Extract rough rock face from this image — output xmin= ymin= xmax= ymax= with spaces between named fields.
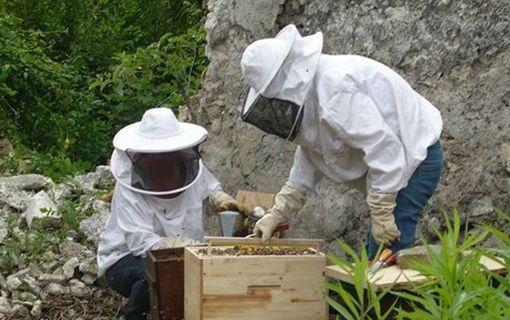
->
xmin=191 ymin=0 xmax=510 ymax=252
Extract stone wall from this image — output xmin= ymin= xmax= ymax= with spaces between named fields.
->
xmin=191 ymin=0 xmax=510 ymax=252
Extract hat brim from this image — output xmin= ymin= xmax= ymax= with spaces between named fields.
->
xmin=113 ymin=121 xmax=207 ymax=152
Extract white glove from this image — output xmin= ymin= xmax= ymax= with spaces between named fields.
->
xmin=367 ymin=190 xmax=401 ymax=245
xmin=253 ymin=213 xmax=286 ymax=241
xmin=253 ymin=183 xmax=305 ymax=241
xmin=209 ymin=190 xmax=251 ymax=216
xmin=159 ymin=236 xmax=203 ymax=249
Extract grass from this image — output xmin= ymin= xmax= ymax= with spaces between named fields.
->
xmin=326 ymin=209 xmax=510 ymax=320
xmin=325 ymin=240 xmax=397 ymax=320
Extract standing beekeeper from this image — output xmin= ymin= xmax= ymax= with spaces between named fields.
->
xmin=97 ymin=107 xmax=248 ymax=320
xmin=240 ymin=24 xmax=443 ymax=259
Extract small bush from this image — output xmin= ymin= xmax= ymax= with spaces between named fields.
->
xmin=0 ymin=2 xmax=207 ymax=181
xmin=90 ymin=25 xmax=208 ymax=132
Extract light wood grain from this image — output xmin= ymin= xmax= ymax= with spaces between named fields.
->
xmin=184 ymin=248 xmax=203 ymax=320
xmin=204 ymin=236 xmax=323 ymax=249
xmin=235 ymin=190 xmax=274 ymax=209
xmin=324 ymin=255 xmax=506 ymax=291
xmin=184 ymin=246 xmax=327 ymax=320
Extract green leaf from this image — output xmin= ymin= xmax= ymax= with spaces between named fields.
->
xmin=325 ymin=295 xmax=357 ymax=320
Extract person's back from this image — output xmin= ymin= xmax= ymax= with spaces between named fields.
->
xmin=316 ymin=54 xmax=441 ymax=164
xmin=295 ymin=54 xmax=442 ymax=190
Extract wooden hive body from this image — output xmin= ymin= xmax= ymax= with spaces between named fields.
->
xmin=147 ymin=248 xmax=185 ymax=320
xmin=184 ymin=246 xmax=327 ymax=320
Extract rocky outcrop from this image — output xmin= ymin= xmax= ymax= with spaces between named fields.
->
xmin=190 ymin=0 xmax=510 ymax=252
xmin=0 ymin=168 xmax=119 ymax=319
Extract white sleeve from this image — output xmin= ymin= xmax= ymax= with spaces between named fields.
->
xmin=323 ymin=90 xmax=407 ymax=193
xmin=113 ymin=188 xmax=160 ymax=257
xmin=288 ymin=146 xmax=324 ymax=195
xmin=199 ymin=163 xmax=221 ymax=199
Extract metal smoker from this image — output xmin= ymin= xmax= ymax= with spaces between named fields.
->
xmin=217 ymin=210 xmax=244 ymax=237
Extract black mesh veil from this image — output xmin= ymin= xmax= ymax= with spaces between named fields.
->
xmin=241 ymin=91 xmax=303 ymax=140
xmin=126 ymin=146 xmax=200 ymax=193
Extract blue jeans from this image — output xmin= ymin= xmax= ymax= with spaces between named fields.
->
xmin=105 ymin=254 xmax=149 ymax=320
xmin=365 ymin=141 xmax=443 ymax=259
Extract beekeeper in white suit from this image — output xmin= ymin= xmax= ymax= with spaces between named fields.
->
xmin=97 ymin=107 xmax=248 ymax=320
xmin=241 ymin=24 xmax=443 ymax=259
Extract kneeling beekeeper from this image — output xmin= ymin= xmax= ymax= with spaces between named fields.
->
xmin=97 ymin=107 xmax=248 ymax=320
xmin=240 ymin=24 xmax=444 ymax=259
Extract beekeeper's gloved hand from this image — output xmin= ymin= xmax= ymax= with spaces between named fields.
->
xmin=254 ymin=183 xmax=305 ymax=241
xmin=367 ymin=190 xmax=401 ymax=245
xmin=209 ymin=190 xmax=251 ymax=216
xmin=159 ymin=236 xmax=203 ymax=249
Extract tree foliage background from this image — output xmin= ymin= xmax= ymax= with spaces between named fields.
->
xmin=0 ymin=0 xmax=207 ymax=180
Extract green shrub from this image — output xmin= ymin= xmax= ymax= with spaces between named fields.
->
xmin=1 ymin=0 xmax=205 ymax=71
xmin=0 ymin=12 xmax=110 ymax=169
xmin=90 ymin=26 xmax=208 ymax=132
xmin=0 ymin=154 xmax=19 ymax=175
xmin=70 ymin=0 xmax=205 ymax=71
xmin=0 ymin=2 xmax=208 ymax=181
xmin=0 ymin=214 xmax=61 ymax=274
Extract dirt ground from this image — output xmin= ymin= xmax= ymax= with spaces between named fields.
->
xmin=38 ymin=288 xmax=123 ymax=320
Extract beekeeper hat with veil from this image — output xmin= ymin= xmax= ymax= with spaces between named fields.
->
xmin=240 ymin=24 xmax=323 ymax=141
xmin=110 ymin=107 xmax=207 ymax=197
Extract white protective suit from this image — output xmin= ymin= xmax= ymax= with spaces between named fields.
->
xmin=289 ymin=54 xmax=442 ymax=195
xmin=243 ymin=25 xmax=442 ymax=242
xmin=97 ymin=162 xmax=219 ymax=276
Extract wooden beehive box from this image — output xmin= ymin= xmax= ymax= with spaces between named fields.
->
xmin=184 ymin=238 xmax=328 ymax=320
xmin=147 ymin=248 xmax=185 ymax=320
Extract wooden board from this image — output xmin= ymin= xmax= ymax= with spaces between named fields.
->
xmin=204 ymin=236 xmax=324 ymax=249
xmin=185 ymin=248 xmax=203 ymax=320
xmin=184 ymin=246 xmax=327 ymax=320
xmin=235 ymin=190 xmax=274 ymax=209
xmin=324 ymin=255 xmax=506 ymax=291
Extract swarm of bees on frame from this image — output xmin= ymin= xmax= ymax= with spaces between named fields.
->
xmin=197 ymin=245 xmax=316 ymax=256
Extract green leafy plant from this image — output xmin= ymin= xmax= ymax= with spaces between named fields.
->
xmin=0 ymin=214 xmax=61 ymax=273
xmin=90 ymin=25 xmax=208 ymax=131
xmin=393 ymin=209 xmax=509 ymax=319
xmin=0 ymin=1 xmax=207 ymax=182
xmin=1 ymin=0 xmax=205 ymax=70
xmin=481 ymin=209 xmax=510 ymax=263
xmin=0 ymin=12 xmax=109 ymax=171
xmin=4 ymin=144 xmax=93 ymax=182
xmin=0 ymin=154 xmax=19 ymax=174
xmin=58 ymin=199 xmax=94 ymax=245
xmin=479 ymin=208 xmax=510 ymax=316
xmin=326 ymin=209 xmax=510 ymax=320
xmin=325 ymin=241 xmax=397 ymax=320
